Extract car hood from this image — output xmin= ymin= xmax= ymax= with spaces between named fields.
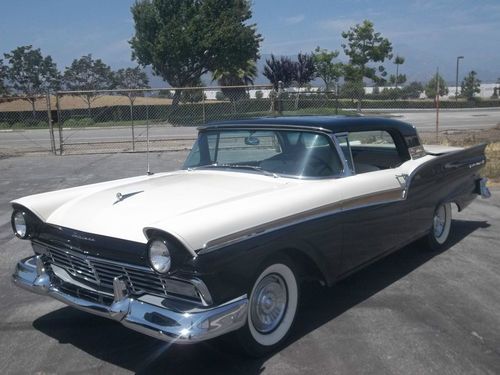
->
xmin=13 ymin=170 xmax=315 ymax=252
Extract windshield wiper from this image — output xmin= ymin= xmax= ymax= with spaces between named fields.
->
xmin=188 ymin=163 xmax=279 ymax=178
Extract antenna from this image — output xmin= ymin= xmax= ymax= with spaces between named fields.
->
xmin=435 ymin=67 xmax=440 ymax=143
xmin=146 ymin=103 xmax=153 ymax=175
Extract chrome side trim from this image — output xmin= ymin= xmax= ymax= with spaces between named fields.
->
xmin=12 ymin=256 xmax=247 ymax=344
xmin=329 ymin=132 xmax=352 ymax=177
xmin=201 ymin=187 xmax=404 ymax=253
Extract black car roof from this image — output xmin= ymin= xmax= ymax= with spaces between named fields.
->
xmin=200 ymin=116 xmax=418 ymax=137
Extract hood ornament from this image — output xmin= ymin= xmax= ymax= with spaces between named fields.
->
xmin=114 ymin=190 xmax=144 ymax=205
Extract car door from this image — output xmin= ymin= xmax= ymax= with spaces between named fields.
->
xmin=335 ymin=131 xmax=412 ymax=274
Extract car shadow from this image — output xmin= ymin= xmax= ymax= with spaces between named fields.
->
xmin=33 ymin=219 xmax=489 ymax=374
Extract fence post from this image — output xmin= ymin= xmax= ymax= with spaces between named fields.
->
xmin=277 ymin=81 xmax=284 ymax=115
xmin=56 ymin=93 xmax=63 ymax=155
xmin=46 ymin=90 xmax=56 ymax=154
xmin=130 ymin=94 xmax=135 ymax=152
xmin=202 ymin=89 xmax=206 ymax=124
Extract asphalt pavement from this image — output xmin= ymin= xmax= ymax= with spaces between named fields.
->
xmin=1 ymin=108 xmax=499 ymax=154
xmin=0 ymin=151 xmax=499 ymax=374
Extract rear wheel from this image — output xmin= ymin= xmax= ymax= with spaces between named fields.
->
xmin=426 ymin=202 xmax=452 ymax=250
xmin=236 ymin=257 xmax=299 ymax=357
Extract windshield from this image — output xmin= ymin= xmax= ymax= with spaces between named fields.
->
xmin=183 ymin=129 xmax=343 ymax=178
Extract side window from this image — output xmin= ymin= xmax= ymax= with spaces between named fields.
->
xmin=348 ymin=130 xmax=397 ymax=149
xmin=346 ymin=130 xmax=404 ymax=173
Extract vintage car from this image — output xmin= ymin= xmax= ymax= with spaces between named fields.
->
xmin=11 ymin=116 xmax=490 ymax=356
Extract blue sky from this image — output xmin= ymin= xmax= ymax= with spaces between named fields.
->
xmin=1 ymin=0 xmax=499 ymax=83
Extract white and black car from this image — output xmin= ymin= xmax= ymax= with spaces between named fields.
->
xmin=10 ymin=116 xmax=490 ymax=356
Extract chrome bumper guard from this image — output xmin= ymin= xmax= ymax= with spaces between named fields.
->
xmin=12 ymin=256 xmax=248 ymax=344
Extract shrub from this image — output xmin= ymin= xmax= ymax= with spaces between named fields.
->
xmin=63 ymin=117 xmax=95 ymax=127
xmin=9 ymin=120 xmax=48 ymax=128
xmin=215 ymin=91 xmax=226 ymax=101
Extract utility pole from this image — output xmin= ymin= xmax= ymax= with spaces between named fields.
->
xmin=455 ymin=56 xmax=464 ymax=101
xmin=436 ymin=67 xmax=440 ymax=143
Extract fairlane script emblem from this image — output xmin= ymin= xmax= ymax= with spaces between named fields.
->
xmin=71 ymin=233 xmax=96 ymax=242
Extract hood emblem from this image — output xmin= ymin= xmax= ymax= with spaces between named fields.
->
xmin=114 ymin=190 xmax=144 ymax=205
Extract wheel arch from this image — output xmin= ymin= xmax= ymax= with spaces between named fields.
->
xmin=269 ymin=247 xmax=330 ymax=286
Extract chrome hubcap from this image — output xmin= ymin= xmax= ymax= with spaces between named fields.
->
xmin=433 ymin=205 xmax=446 ymax=238
xmin=250 ymin=274 xmax=287 ymax=334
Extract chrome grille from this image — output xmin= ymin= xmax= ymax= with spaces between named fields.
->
xmin=34 ymin=240 xmax=200 ymax=302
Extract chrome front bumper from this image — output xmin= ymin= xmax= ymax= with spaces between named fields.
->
xmin=12 ymin=256 xmax=248 ymax=344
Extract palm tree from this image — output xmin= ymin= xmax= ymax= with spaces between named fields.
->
xmin=394 ymin=55 xmax=405 ymax=88
xmin=293 ymin=53 xmax=315 ymax=109
xmin=263 ymin=55 xmax=295 ymax=89
xmin=212 ymin=59 xmax=257 ymax=102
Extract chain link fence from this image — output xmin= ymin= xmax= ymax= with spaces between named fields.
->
xmin=0 ymin=93 xmax=57 ymax=155
xmin=1 ymin=85 xmax=500 ymax=156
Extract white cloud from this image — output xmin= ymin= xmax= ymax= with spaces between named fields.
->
xmin=318 ymin=18 xmax=359 ymax=32
xmin=283 ymin=14 xmax=305 ymax=25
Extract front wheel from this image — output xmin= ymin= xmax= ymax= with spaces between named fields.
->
xmin=426 ymin=202 xmax=452 ymax=250
xmin=236 ymin=257 xmax=299 ymax=357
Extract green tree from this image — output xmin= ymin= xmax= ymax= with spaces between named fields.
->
xmin=340 ymin=80 xmax=365 ymax=102
xmin=393 ymin=55 xmax=405 ymax=88
xmin=389 ymin=73 xmax=407 ymax=87
xmin=4 ymin=45 xmax=61 ymax=117
xmin=425 ymin=73 xmax=448 ymax=99
xmin=402 ymin=81 xmax=424 ymax=99
xmin=63 ymin=54 xmax=115 ymax=115
xmin=312 ymin=46 xmax=343 ymax=93
xmin=460 ymin=70 xmax=481 ymax=100
xmin=263 ymin=55 xmax=295 ymax=89
xmin=114 ymin=66 xmax=150 ymax=126
xmin=0 ymin=59 xmax=9 ymax=95
xmin=114 ymin=66 xmax=150 ymax=103
xmin=341 ymin=20 xmax=393 ymax=84
xmin=130 ymin=0 xmax=261 ymax=106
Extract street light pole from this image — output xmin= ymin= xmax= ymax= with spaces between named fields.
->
xmin=455 ymin=56 xmax=464 ymax=101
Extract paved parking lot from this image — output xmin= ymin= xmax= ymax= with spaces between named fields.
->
xmin=0 ymin=151 xmax=499 ymax=374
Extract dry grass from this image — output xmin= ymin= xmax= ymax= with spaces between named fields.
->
xmin=0 ymin=95 xmax=173 ymax=112
xmin=483 ymin=142 xmax=500 ymax=183
xmin=420 ymin=124 xmax=500 ymax=184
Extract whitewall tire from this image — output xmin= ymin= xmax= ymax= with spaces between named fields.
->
xmin=236 ymin=257 xmax=299 ymax=357
xmin=427 ymin=202 xmax=452 ymax=250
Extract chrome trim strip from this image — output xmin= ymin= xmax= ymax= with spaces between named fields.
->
xmin=197 ymin=124 xmax=334 ymax=133
xmin=329 ymin=132 xmax=352 ymax=177
xmin=12 ymin=256 xmax=247 ymax=344
xmin=201 ymin=187 xmax=404 ymax=253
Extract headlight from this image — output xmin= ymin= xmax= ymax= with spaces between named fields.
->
xmin=148 ymin=239 xmax=172 ymax=274
xmin=11 ymin=211 xmax=30 ymax=239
